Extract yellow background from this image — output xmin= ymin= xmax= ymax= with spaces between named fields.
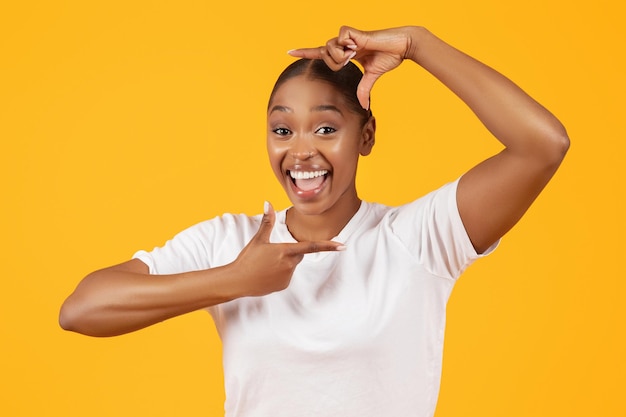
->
xmin=2 ymin=0 xmax=624 ymax=416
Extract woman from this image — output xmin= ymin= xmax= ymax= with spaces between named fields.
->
xmin=60 ymin=25 xmax=569 ymax=416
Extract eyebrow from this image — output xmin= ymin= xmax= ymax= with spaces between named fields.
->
xmin=269 ymin=105 xmax=291 ymax=114
xmin=269 ymin=104 xmax=343 ymax=116
xmin=312 ymin=105 xmax=343 ymax=115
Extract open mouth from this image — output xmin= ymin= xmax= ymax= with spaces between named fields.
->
xmin=287 ymin=169 xmax=329 ymax=193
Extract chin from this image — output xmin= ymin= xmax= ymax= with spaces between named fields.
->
xmin=287 ymin=198 xmax=329 ymax=216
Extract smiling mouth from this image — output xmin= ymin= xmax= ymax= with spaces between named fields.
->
xmin=288 ymin=169 xmax=329 ymax=192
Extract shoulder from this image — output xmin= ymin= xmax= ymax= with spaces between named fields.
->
xmin=381 ymin=179 xmax=460 ymax=223
xmin=166 ymin=212 xmax=262 ymax=259
xmin=355 ymin=180 xmax=458 ymax=234
xmin=142 ymin=210 xmax=264 ymax=256
xmin=133 ymin=211 xmax=263 ymax=274
xmin=178 ymin=211 xmax=262 ymax=240
xmin=205 ymin=212 xmax=262 ymax=236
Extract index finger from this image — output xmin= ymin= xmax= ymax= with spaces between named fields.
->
xmin=288 ymin=46 xmax=356 ymax=71
xmin=287 ymin=47 xmax=324 ymax=60
xmin=284 ymin=241 xmax=347 ymax=256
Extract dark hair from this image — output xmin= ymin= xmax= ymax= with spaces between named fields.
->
xmin=268 ymin=59 xmax=372 ymax=124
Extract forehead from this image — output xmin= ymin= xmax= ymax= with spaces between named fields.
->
xmin=268 ymin=76 xmax=348 ymax=110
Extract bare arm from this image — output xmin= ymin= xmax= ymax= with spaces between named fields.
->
xmin=408 ymin=27 xmax=569 ymax=253
xmin=289 ymin=26 xmax=569 ymax=253
xmin=59 ymin=258 xmax=238 ymax=337
xmin=59 ymin=203 xmax=345 ymax=337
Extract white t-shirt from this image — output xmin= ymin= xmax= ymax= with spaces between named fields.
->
xmin=133 ymin=179 xmax=496 ymax=417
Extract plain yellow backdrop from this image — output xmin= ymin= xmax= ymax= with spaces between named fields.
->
xmin=2 ymin=0 xmax=624 ymax=416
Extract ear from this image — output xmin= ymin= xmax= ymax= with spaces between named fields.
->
xmin=359 ymin=116 xmax=376 ymax=156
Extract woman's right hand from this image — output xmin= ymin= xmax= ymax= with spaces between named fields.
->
xmin=231 ymin=202 xmax=345 ymax=297
xmin=59 ymin=202 xmax=344 ymax=336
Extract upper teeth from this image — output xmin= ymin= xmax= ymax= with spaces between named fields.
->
xmin=289 ymin=170 xmax=328 ymax=180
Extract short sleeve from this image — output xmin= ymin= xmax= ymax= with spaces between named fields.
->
xmin=132 ymin=220 xmax=217 ymax=275
xmin=131 ymin=213 xmax=261 ymax=276
xmin=388 ymin=179 xmax=498 ymax=280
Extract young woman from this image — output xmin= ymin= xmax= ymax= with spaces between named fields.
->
xmin=60 ymin=25 xmax=569 ymax=416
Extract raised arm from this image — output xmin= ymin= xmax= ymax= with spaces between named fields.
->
xmin=289 ymin=26 xmax=569 ymax=253
xmin=59 ymin=203 xmax=345 ymax=337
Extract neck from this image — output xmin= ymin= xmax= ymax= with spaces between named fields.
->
xmin=285 ymin=192 xmax=361 ymax=242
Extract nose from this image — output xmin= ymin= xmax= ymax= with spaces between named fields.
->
xmin=292 ymin=150 xmax=315 ymax=160
xmin=290 ymin=136 xmax=316 ymax=160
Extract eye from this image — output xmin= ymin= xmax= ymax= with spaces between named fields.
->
xmin=272 ymin=127 xmax=292 ymax=136
xmin=315 ymin=126 xmax=337 ymax=135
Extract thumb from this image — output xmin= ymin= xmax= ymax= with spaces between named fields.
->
xmin=356 ymin=71 xmax=381 ymax=110
xmin=254 ymin=201 xmax=276 ymax=243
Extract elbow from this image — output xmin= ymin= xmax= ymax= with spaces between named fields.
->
xmin=59 ymin=271 xmax=115 ymax=336
xmin=551 ymin=114 xmax=570 ymax=151
xmin=540 ymin=121 xmax=570 ymax=168
xmin=552 ymin=128 xmax=570 ymax=160
xmin=59 ymin=294 xmax=105 ymax=337
xmin=58 ymin=296 xmax=83 ymax=333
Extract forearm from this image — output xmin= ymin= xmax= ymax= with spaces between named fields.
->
xmin=59 ymin=204 xmax=344 ymax=337
xmin=59 ymin=263 xmax=240 ymax=337
xmin=406 ymin=26 xmax=569 ymax=158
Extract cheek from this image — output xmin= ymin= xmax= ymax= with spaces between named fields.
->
xmin=325 ymin=139 xmax=360 ymax=164
xmin=266 ymin=143 xmax=285 ymax=174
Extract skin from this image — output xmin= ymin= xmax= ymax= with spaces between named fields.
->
xmin=289 ymin=26 xmax=569 ymax=252
xmin=59 ymin=25 xmax=569 ymax=337
xmin=267 ymin=75 xmax=375 ymax=242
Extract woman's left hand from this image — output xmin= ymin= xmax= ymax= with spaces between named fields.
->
xmin=291 ymin=25 xmax=570 ymax=254
xmin=288 ymin=26 xmax=417 ymax=110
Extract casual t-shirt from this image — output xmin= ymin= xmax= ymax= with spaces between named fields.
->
xmin=133 ymin=179 xmax=496 ymax=417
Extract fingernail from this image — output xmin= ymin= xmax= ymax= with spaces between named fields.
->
xmin=264 ymin=201 xmax=270 ymax=214
xmin=346 ymin=44 xmax=357 ymax=50
xmin=287 ymin=49 xmax=296 ymax=55
xmin=343 ymin=51 xmax=357 ymax=66
xmin=336 ymin=245 xmax=347 ymax=251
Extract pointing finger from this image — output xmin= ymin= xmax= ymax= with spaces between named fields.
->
xmin=288 ymin=46 xmax=355 ymax=71
xmin=287 ymin=47 xmax=324 ymax=60
xmin=284 ymin=240 xmax=347 ymax=256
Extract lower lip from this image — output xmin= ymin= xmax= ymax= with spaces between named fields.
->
xmin=288 ymin=174 xmax=329 ymax=200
